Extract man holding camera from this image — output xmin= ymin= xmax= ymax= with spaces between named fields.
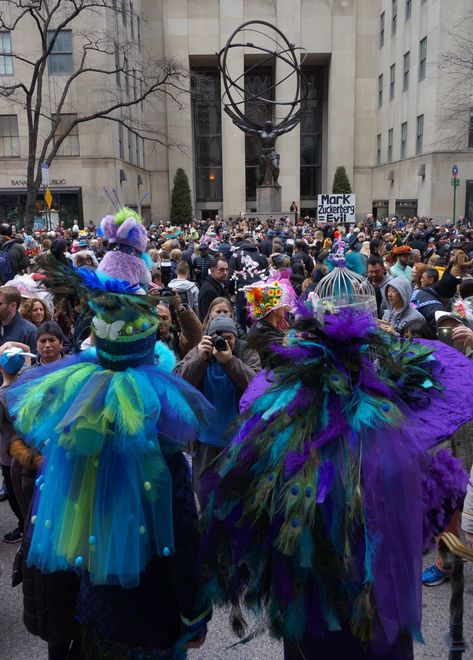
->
xmin=176 ymin=315 xmax=260 ymax=503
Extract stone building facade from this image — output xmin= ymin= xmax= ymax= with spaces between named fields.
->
xmin=0 ymin=0 xmax=472 ymax=226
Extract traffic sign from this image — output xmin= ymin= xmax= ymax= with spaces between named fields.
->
xmin=41 ymin=163 xmax=50 ymax=186
xmin=45 ymin=187 xmax=53 ymax=208
xmin=452 ymin=165 xmax=459 ymax=177
xmin=451 ymin=178 xmax=460 ymax=186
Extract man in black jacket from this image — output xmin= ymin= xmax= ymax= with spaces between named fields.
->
xmin=0 ymin=224 xmax=29 ymax=281
xmin=197 ymin=257 xmax=229 ymax=321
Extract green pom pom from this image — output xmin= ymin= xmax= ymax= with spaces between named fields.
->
xmin=114 ymin=207 xmax=142 ymax=226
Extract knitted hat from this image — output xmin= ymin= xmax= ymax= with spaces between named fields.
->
xmin=245 ymin=278 xmax=294 ymax=320
xmin=432 ymin=271 xmax=461 ymax=299
xmin=208 ymin=316 xmax=238 ymax=337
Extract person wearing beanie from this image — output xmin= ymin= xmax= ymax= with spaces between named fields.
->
xmin=177 ymin=314 xmax=261 ymax=504
xmin=411 ymin=269 xmax=461 ymax=336
xmin=0 ymin=344 xmax=34 ymax=544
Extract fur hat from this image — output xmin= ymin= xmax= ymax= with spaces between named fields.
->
xmin=392 ymin=245 xmax=412 ymax=256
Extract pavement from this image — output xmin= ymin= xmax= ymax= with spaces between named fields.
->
xmin=1 ymin=500 xmax=472 ymax=659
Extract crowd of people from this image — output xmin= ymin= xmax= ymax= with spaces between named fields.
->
xmin=0 ymin=208 xmax=473 ymax=660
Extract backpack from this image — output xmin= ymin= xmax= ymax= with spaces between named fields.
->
xmin=0 ymin=246 xmax=15 ymax=284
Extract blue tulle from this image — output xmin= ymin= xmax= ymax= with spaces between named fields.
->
xmin=7 ymin=351 xmax=215 ymax=587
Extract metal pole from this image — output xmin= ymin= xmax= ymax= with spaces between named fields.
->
xmin=447 ymin=557 xmax=467 ymax=659
xmin=453 ymin=182 xmax=457 ymax=225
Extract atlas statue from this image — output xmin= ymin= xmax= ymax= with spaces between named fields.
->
xmin=218 ymin=21 xmax=308 ymax=189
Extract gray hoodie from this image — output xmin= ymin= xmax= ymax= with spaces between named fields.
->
xmin=382 ymin=276 xmax=425 ymax=333
xmin=167 ymin=278 xmax=200 ymax=315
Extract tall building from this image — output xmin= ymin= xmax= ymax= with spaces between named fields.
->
xmin=0 ymin=0 xmax=471 ymax=226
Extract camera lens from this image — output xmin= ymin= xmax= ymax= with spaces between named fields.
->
xmin=213 ymin=334 xmax=228 ymax=351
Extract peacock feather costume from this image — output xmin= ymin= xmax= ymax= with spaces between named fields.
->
xmin=7 ymin=217 xmax=216 ymax=589
xmin=199 ymin=306 xmax=470 ymax=655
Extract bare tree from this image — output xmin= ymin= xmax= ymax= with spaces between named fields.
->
xmin=438 ymin=11 xmax=473 ymax=149
xmin=0 ymin=0 xmax=189 ymax=231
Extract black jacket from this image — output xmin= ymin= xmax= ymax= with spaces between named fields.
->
xmin=228 ymin=241 xmax=268 ymax=290
xmin=0 ymin=237 xmax=30 ymax=275
xmin=197 ymin=275 xmax=228 ymax=321
xmin=247 ymin=318 xmax=285 ymax=368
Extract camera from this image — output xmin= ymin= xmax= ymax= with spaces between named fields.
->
xmin=212 ymin=331 xmax=228 ymax=352
xmin=159 ymin=287 xmax=175 ymax=298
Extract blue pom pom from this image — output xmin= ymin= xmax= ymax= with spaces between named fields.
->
xmin=163 ymin=546 xmax=170 ymax=557
xmin=89 ymin=536 xmax=97 ymax=546
xmin=75 ymin=556 xmax=84 ymax=567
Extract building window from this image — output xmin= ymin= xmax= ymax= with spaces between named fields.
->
xmin=0 ymin=114 xmax=19 ymax=157
xmin=378 ymin=74 xmax=383 ymax=108
xmin=118 ymin=123 xmax=124 ymax=159
xmin=390 ymin=64 xmax=395 ymax=100
xmin=130 ymin=2 xmax=134 ymax=40
xmin=392 ymin=0 xmax=397 ymax=34
xmin=191 ymin=68 xmax=223 ymax=203
xmin=124 ymin=57 xmax=129 ymax=96
xmin=380 ymin=12 xmax=385 ymax=48
xmin=419 ymin=37 xmax=427 ymax=81
xmin=47 ymin=30 xmax=73 ymax=75
xmin=137 ymin=17 xmax=141 ymax=50
xmin=405 ymin=0 xmax=412 ymax=20
xmin=114 ymin=44 xmax=121 ymax=87
xmin=376 ymin=133 xmax=382 ymax=165
xmin=53 ymin=113 xmax=79 ymax=156
xmin=468 ymin=109 xmax=473 ymax=148
xmin=403 ymin=51 xmax=410 ymax=92
xmin=300 ymin=67 xmax=323 ymax=203
xmin=0 ymin=32 xmax=13 ymax=76
xmin=401 ymin=122 xmax=407 ymax=159
xmin=388 ymin=128 xmax=393 ymax=162
xmin=416 ymin=114 xmax=424 ymax=154
xmin=141 ymin=136 xmax=145 ymax=168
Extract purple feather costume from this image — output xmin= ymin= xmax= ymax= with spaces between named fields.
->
xmin=199 ymin=309 xmax=471 ymax=659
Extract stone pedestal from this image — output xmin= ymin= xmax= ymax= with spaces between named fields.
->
xmin=256 ymin=185 xmax=281 ymax=213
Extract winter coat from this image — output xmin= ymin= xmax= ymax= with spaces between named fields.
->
xmin=176 ymin=339 xmax=261 ymax=395
xmin=197 ymin=276 xmax=229 ymax=321
xmin=450 ymin=250 xmax=473 ymax=279
xmin=382 ymin=276 xmax=425 ymax=333
xmin=247 ymin=318 xmax=285 ymax=368
xmin=228 ymin=241 xmax=268 ymax=290
xmin=0 ymin=237 xmax=30 ymax=275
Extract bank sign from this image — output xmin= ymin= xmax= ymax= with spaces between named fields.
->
xmin=317 ymin=194 xmax=356 ymax=223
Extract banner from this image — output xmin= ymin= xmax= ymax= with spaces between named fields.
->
xmin=317 ymin=193 xmax=356 ymax=223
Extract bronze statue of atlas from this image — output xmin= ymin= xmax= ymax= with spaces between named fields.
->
xmin=218 ymin=21 xmax=309 ymax=188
